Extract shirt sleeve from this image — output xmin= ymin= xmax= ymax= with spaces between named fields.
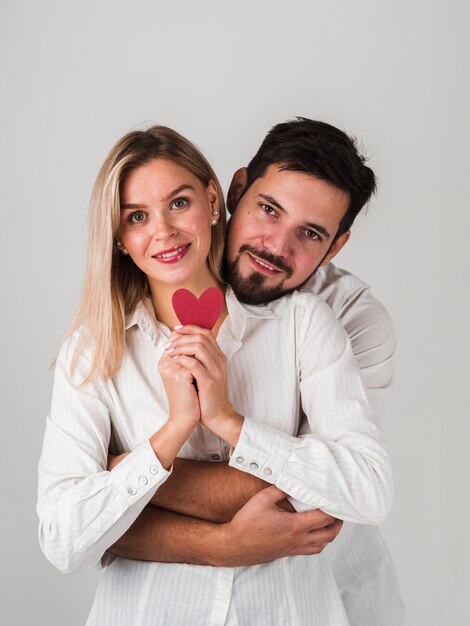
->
xmin=337 ymin=287 xmax=396 ymax=425
xmin=37 ymin=334 xmax=171 ymax=574
xmin=228 ymin=298 xmax=393 ymax=524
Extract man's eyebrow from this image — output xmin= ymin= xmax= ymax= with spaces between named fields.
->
xmin=258 ymin=193 xmax=286 ymax=212
xmin=304 ymin=222 xmax=331 ymax=239
xmin=258 ymin=193 xmax=332 ymax=239
xmin=120 ymin=184 xmax=196 ymax=209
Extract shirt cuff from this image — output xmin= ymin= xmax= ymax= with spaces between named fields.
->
xmin=109 ymin=439 xmax=172 ymax=504
xmin=228 ymin=416 xmax=291 ymax=483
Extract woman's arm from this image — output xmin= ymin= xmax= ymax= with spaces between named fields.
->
xmin=37 ymin=334 xmax=198 ymax=574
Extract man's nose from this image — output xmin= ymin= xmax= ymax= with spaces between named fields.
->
xmin=263 ymin=229 xmax=293 ymax=258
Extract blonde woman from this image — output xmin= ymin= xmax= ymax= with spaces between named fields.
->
xmin=37 ymin=126 xmax=393 ymax=626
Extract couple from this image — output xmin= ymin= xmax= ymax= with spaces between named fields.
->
xmin=38 ymin=118 xmax=403 ymax=625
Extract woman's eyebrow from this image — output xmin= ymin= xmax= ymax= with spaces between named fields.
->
xmin=162 ymin=184 xmax=196 ymax=201
xmin=120 ymin=185 xmax=196 ymax=210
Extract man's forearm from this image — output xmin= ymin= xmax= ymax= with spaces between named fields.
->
xmin=110 ymin=505 xmax=223 ymax=565
xmin=110 ymin=487 xmax=342 ymax=567
xmin=151 ymin=458 xmax=270 ymax=522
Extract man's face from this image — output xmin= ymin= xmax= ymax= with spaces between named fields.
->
xmin=224 ymin=165 xmax=351 ymax=304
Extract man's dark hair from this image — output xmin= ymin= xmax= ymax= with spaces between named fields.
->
xmin=244 ymin=117 xmax=377 ymax=240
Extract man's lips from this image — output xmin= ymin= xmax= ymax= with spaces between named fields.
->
xmin=152 ymin=244 xmax=190 ymax=264
xmin=247 ymin=252 xmax=283 ymax=275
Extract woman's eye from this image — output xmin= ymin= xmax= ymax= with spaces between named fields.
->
xmin=129 ymin=211 xmax=146 ymax=223
xmin=171 ymin=198 xmax=188 ymax=210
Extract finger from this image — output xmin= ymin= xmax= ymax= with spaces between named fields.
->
xmin=170 ymin=354 xmax=209 ymax=383
xmin=170 ymin=326 xmax=222 ymax=354
xmin=159 ymin=353 xmax=195 ymax=382
xmin=296 ymin=509 xmax=339 ymax=531
xmin=256 ymin=485 xmax=289 ymax=506
xmin=171 ymin=324 xmax=214 ymax=336
xmin=306 ymin=519 xmax=343 ymax=543
xmin=167 ymin=335 xmax=224 ymax=364
xmin=169 ymin=344 xmax=222 ymax=374
xmin=166 ymin=334 xmax=225 ymax=371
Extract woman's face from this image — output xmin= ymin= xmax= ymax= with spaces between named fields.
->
xmin=118 ymin=158 xmax=219 ymax=292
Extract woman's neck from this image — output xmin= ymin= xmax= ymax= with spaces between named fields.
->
xmin=149 ymin=274 xmax=227 ymax=332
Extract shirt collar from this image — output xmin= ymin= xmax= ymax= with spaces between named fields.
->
xmin=225 ymin=285 xmax=278 ymax=342
xmin=125 ymin=298 xmax=170 ymax=345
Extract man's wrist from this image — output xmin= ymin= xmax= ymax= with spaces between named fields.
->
xmin=203 ymin=521 xmax=235 ymax=567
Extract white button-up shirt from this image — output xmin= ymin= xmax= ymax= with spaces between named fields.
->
xmin=307 ymin=263 xmax=404 ymax=625
xmin=37 ymin=280 xmax=393 ymax=626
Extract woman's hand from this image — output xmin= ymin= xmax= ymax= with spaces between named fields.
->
xmin=164 ymin=325 xmax=244 ymax=447
xmin=148 ymin=351 xmax=202 ymax=470
xmin=158 ymin=350 xmax=201 ymax=432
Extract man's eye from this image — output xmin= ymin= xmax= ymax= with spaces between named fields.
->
xmin=171 ymin=198 xmax=188 ymax=210
xmin=261 ymin=204 xmax=276 ymax=216
xmin=129 ymin=211 xmax=146 ymax=223
xmin=302 ymin=229 xmax=321 ymax=241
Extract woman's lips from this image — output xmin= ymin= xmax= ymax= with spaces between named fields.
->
xmin=152 ymin=244 xmax=190 ymax=264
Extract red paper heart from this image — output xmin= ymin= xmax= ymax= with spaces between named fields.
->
xmin=172 ymin=287 xmax=224 ymax=330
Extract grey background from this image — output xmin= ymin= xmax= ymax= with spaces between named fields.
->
xmin=1 ymin=1 xmax=468 ymax=624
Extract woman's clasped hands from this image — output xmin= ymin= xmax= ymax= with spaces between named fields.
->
xmin=159 ymin=325 xmax=244 ymax=447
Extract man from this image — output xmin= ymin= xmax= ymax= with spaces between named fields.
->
xmin=109 ymin=118 xmax=404 ymax=625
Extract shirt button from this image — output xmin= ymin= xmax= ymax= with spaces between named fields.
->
xmin=249 ymin=462 xmax=259 ymax=471
xmin=139 ymin=476 xmax=148 ymax=486
xmin=211 ymin=453 xmax=221 ymax=461
xmin=127 ymin=486 xmax=137 ymax=496
xmin=236 ymin=456 xmax=244 ymax=464
xmin=149 ymin=465 xmax=159 ymax=474
xmin=263 ymin=467 xmax=273 ymax=476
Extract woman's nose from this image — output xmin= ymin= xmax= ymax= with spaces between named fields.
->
xmin=152 ymin=212 xmax=177 ymax=240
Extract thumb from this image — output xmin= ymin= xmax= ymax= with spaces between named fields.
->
xmin=258 ymin=484 xmax=288 ymax=506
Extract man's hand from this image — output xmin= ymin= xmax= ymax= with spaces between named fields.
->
xmin=214 ymin=485 xmax=343 ymax=566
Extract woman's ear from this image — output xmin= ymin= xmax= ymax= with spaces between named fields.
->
xmin=227 ymin=167 xmax=248 ymax=214
xmin=207 ymin=180 xmax=221 ymax=210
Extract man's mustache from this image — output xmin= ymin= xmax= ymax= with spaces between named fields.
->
xmin=238 ymin=244 xmax=293 ymax=278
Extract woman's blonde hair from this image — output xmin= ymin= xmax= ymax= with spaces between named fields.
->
xmin=66 ymin=125 xmax=226 ymax=382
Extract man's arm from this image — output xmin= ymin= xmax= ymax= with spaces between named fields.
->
xmin=106 ymin=455 xmax=272 ymax=523
xmin=109 ymin=485 xmax=343 ymax=566
xmin=150 ymin=458 xmax=268 ymax=522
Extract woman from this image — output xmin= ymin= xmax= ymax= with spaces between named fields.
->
xmin=37 ymin=126 xmax=392 ymax=625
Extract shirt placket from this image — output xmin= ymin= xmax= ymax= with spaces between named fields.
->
xmin=208 ymin=567 xmax=235 ymax=626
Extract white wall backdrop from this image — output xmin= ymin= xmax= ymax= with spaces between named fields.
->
xmin=1 ymin=1 xmax=468 ymax=624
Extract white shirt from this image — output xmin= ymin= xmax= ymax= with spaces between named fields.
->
xmin=37 ymin=278 xmax=393 ymax=626
xmin=306 ymin=263 xmax=404 ymax=626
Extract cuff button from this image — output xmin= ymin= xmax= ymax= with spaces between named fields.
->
xmin=150 ymin=465 xmax=159 ymax=474
xmin=139 ymin=476 xmax=148 ymax=485
xmin=236 ymin=456 xmax=244 ymax=464
xmin=263 ymin=467 xmax=273 ymax=476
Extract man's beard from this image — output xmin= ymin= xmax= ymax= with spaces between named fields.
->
xmin=223 ymin=244 xmax=308 ymax=305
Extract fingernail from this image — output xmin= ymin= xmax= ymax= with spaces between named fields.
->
xmin=172 ymin=355 xmax=179 ymax=360
xmin=165 ymin=347 xmax=174 ymax=353
xmin=174 ymin=324 xmax=183 ymax=330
